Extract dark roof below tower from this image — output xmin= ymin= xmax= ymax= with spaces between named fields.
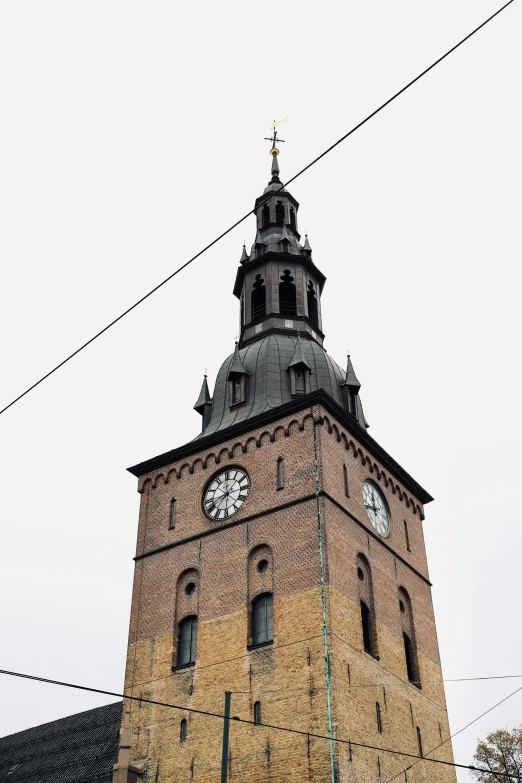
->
xmin=0 ymin=702 xmax=122 ymax=783
xmin=196 ymin=333 xmax=368 ymax=439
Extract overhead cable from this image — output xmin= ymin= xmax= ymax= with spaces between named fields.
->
xmin=0 ymin=667 xmax=520 ymax=780
xmin=0 ymin=0 xmax=515 ymax=418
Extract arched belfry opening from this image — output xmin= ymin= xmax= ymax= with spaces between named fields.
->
xmin=279 ymin=270 xmax=296 ymax=315
xmin=290 ymin=206 xmax=296 ymax=230
xmin=307 ymin=281 xmax=319 ymax=330
xmin=262 ymin=203 xmax=270 ymax=227
xmin=251 ymin=274 xmax=266 ymax=320
xmin=275 ymin=200 xmax=285 ymax=225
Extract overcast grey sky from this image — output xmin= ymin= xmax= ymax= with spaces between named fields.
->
xmin=0 ymin=2 xmax=520 ymax=779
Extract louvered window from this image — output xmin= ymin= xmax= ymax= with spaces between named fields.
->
xmin=252 ymin=593 xmax=273 ymax=645
xmin=178 ymin=616 xmax=197 ymax=665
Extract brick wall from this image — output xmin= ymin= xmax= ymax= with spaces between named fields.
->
xmin=121 ymin=405 xmax=456 ymax=783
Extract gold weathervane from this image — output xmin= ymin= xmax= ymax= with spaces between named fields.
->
xmin=265 ymin=117 xmax=287 ymax=156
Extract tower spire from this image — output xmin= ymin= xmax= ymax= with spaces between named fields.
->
xmin=264 ymin=118 xmax=287 ymax=183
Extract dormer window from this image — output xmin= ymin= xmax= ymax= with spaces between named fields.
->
xmin=275 ymin=200 xmax=285 ymax=225
xmin=295 ymin=370 xmax=305 ymax=395
xmin=232 ymin=377 xmax=242 ymax=404
xmin=229 ymin=373 xmax=246 ymax=407
xmin=289 ymin=364 xmax=310 ymax=396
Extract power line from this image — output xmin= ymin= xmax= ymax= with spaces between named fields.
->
xmin=231 ymin=672 xmax=522 ymax=695
xmin=383 ymin=682 xmax=522 ymax=783
xmin=0 ymin=668 xmax=520 ymax=780
xmin=131 ymin=633 xmax=323 ymax=689
xmin=0 ymin=0 xmax=515 ymax=419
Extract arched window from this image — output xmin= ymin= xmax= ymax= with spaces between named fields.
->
xmin=360 ymin=601 xmax=373 ymax=654
xmin=307 ymin=281 xmax=319 ymax=330
xmin=262 ymin=203 xmax=270 ymax=227
xmin=416 ymin=727 xmax=423 ymax=758
xmin=252 ymin=593 xmax=273 ymax=645
xmin=403 ymin=632 xmax=415 ymax=682
xmin=290 ymin=206 xmax=296 ymax=230
xmin=254 ymin=701 xmax=262 ymax=725
xmin=180 ymin=718 xmax=187 ymax=742
xmin=178 ymin=615 xmax=197 ymax=665
xmin=398 ymin=587 xmax=420 ymax=685
xmin=357 ymin=554 xmax=378 ymax=656
xmin=275 ymin=200 xmax=285 ymax=225
xmin=376 ymin=702 xmax=383 ymax=733
xmin=251 ymin=274 xmax=266 ymax=320
xmin=277 ymin=457 xmax=284 ymax=490
xmin=279 ymin=270 xmax=296 ymax=315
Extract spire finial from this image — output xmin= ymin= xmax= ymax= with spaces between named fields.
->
xmin=264 ymin=118 xmax=287 ymax=156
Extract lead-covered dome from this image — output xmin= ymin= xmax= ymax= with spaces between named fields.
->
xmin=196 ymin=333 xmax=367 ymax=438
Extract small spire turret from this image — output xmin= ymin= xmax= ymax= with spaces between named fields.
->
xmin=341 ymin=353 xmax=361 ymax=391
xmin=240 ymin=242 xmax=249 ymax=264
xmin=194 ymin=374 xmax=213 ymax=431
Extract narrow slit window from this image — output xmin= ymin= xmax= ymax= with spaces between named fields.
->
xmin=180 ymin=718 xmax=187 ymax=742
xmin=404 ymin=520 xmax=411 ymax=552
xmin=360 ymin=600 xmax=373 ymax=654
xmin=403 ymin=632 xmax=415 ymax=682
xmin=169 ymin=499 xmax=177 ymax=530
xmin=416 ymin=727 xmax=423 ymax=758
xmin=343 ymin=464 xmax=350 ymax=497
xmin=254 ymin=701 xmax=262 ymax=725
xmin=376 ymin=702 xmax=382 ymax=733
xmin=277 ymin=457 xmax=284 ymax=490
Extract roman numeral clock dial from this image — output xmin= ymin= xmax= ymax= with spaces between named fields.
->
xmin=203 ymin=468 xmax=251 ymax=521
xmin=363 ymin=480 xmax=390 ymax=537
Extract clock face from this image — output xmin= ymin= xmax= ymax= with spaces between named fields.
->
xmin=203 ymin=468 xmax=251 ymax=521
xmin=363 ymin=481 xmax=390 ymax=537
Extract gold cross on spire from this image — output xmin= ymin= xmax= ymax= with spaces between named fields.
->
xmin=264 ymin=118 xmax=287 ymax=155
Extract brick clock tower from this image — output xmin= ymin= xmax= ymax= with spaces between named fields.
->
xmin=121 ymin=147 xmax=457 ymax=783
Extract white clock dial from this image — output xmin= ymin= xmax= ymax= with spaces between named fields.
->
xmin=203 ymin=468 xmax=250 ymax=521
xmin=363 ymin=481 xmax=390 ymax=537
